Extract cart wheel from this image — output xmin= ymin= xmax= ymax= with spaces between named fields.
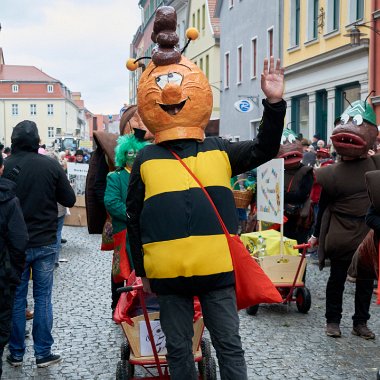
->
xmin=120 ymin=341 xmax=130 ymax=361
xmin=296 ymin=287 xmax=311 ymax=313
xmin=205 ymin=357 xmax=217 ymax=380
xmin=246 ymin=304 xmax=259 ymax=316
xmin=198 ymin=338 xmax=216 ymax=380
xmin=116 ymin=360 xmax=128 ymax=380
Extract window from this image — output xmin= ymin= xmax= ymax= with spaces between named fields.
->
xmin=205 ymin=55 xmax=209 ymax=79
xmin=12 ymin=84 xmax=19 ymax=93
xmin=335 ymin=83 xmax=360 ymax=117
xmin=251 ymin=38 xmax=257 ymax=78
xmin=229 ymin=0 xmax=234 ymax=8
xmin=290 ymin=0 xmax=301 ymax=47
xmin=56 ymin=127 xmax=62 ymax=135
xmin=326 ymin=0 xmax=340 ymax=32
xmin=202 ymin=4 xmax=206 ymax=30
xmin=313 ymin=0 xmax=319 ymax=38
xmin=237 ymin=45 xmax=242 ymax=84
xmin=48 ymin=104 xmax=54 ymax=115
xmin=349 ymin=0 xmax=364 ymax=23
xmin=224 ymin=52 xmax=230 ymax=89
xmin=192 ymin=13 xmax=195 ymax=27
xmin=291 ymin=95 xmax=309 ymax=138
xmin=356 ymin=0 xmax=364 ymax=20
xmin=307 ymin=0 xmax=319 ymax=40
xmin=30 ymin=104 xmax=37 ymax=115
xmin=197 ymin=9 xmax=200 ymax=31
xmin=47 ymin=84 xmax=54 ymax=93
xmin=267 ymin=28 xmax=273 ymax=57
xmin=12 ymin=104 xmax=19 ymax=116
xmin=200 ymin=57 xmax=203 ymax=71
xmin=48 ymin=127 xmax=54 ymax=138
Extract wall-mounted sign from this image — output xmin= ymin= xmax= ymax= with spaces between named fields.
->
xmin=234 ymin=98 xmax=254 ymax=113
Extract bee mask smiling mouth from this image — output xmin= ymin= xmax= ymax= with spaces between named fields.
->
xmin=159 ymin=99 xmax=187 ymax=115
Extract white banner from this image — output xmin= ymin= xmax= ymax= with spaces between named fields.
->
xmin=67 ymin=163 xmax=89 ymax=196
xmin=257 ymin=158 xmax=284 ymax=224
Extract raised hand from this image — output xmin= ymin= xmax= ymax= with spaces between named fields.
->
xmin=261 ymin=56 xmax=284 ymax=104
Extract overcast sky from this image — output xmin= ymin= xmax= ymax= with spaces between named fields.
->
xmin=1 ymin=0 xmax=141 ymax=115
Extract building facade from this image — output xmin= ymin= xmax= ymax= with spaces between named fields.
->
xmin=216 ymin=0 xmax=282 ymax=140
xmin=283 ymin=0 xmax=372 ymax=142
xmin=186 ymin=0 xmax=220 ymax=121
xmin=0 ymin=64 xmax=82 ymax=147
xmin=129 ymin=0 xmax=189 ymax=105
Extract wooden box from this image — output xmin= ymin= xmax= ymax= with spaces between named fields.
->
xmin=258 ymin=255 xmax=306 ymax=286
xmin=121 ymin=312 xmax=203 ymax=360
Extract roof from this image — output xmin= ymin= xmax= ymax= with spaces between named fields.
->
xmin=0 ymin=65 xmax=59 ymax=82
xmin=208 ymin=0 xmax=220 ymax=38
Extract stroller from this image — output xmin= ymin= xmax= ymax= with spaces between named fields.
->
xmin=114 ymin=272 xmax=217 ymax=380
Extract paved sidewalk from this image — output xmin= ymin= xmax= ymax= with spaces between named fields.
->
xmin=2 ymin=226 xmax=380 ymax=379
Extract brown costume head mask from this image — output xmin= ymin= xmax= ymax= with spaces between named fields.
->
xmin=276 ymin=128 xmax=303 ymax=169
xmin=128 ymin=6 xmax=212 ymax=143
xmin=331 ymin=100 xmax=378 ymax=158
xmin=119 ymin=105 xmax=154 ymax=140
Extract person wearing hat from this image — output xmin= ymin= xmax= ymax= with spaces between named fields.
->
xmin=85 ymin=105 xmax=151 ymax=237
xmin=126 ymin=6 xmax=286 ymax=379
xmin=309 ymin=99 xmax=380 ymax=339
xmin=311 ymin=134 xmax=320 ymax=150
xmin=74 ymin=149 xmax=84 ymax=164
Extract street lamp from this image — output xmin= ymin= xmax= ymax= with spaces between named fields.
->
xmin=344 ymin=21 xmax=380 ymax=47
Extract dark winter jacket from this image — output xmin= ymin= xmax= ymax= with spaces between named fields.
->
xmin=3 ymin=120 xmax=76 ymax=248
xmin=126 ymin=99 xmax=286 ymax=295
xmin=0 ymin=177 xmax=28 ymax=287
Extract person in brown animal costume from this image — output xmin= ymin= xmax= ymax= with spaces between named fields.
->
xmin=347 ymin=171 xmax=380 ymax=298
xmin=309 ymin=99 xmax=380 ymax=339
xmin=277 ymin=128 xmax=314 ymax=244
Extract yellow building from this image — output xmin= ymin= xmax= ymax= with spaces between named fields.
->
xmin=283 ymin=0 xmax=371 ymax=142
xmin=185 ymin=0 xmax=221 ymax=121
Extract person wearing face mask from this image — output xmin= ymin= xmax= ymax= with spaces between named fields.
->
xmin=104 ymin=131 xmax=149 ymax=318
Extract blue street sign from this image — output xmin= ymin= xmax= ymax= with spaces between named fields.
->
xmin=234 ymin=98 xmax=254 ymax=113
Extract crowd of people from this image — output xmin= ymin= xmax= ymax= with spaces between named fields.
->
xmin=1 ymin=5 xmax=380 ymax=380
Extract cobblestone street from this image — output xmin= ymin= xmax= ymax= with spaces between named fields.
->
xmin=3 ymin=226 xmax=380 ymax=379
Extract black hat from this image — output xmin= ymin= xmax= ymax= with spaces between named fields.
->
xmin=133 ymin=128 xmax=147 ymax=141
xmin=75 ymin=149 xmax=84 ymax=156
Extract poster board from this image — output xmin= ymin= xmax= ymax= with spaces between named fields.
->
xmin=67 ymin=162 xmax=89 ymax=196
xmin=139 ymin=320 xmax=167 ymax=356
xmin=256 ymin=158 xmax=284 ymax=224
xmin=65 ymin=163 xmax=88 ymax=226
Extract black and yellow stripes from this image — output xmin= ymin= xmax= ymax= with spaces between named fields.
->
xmin=138 ymin=140 xmax=237 ymax=280
xmin=140 ymin=150 xmax=232 ymax=200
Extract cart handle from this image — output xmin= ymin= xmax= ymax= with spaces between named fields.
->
xmin=116 ymin=284 xmax=143 ymax=294
xmin=293 ymin=243 xmax=311 ymax=250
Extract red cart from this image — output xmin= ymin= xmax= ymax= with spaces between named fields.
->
xmin=246 ymin=243 xmax=312 ymax=315
xmin=115 ymin=283 xmax=217 ymax=380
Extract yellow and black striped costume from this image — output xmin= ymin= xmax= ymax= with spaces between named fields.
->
xmin=126 ymin=100 xmax=286 ymax=295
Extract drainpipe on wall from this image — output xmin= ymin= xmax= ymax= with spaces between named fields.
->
xmin=369 ymin=1 xmax=375 ymax=104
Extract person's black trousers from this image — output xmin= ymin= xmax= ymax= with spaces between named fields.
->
xmin=0 ymin=288 xmax=16 ymax=379
xmin=326 ymin=259 xmax=374 ymax=325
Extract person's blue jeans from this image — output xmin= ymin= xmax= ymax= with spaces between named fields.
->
xmin=157 ymin=286 xmax=247 ymax=380
xmin=9 ymin=244 xmax=57 ymax=360
xmin=55 ymin=215 xmax=65 ymax=264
